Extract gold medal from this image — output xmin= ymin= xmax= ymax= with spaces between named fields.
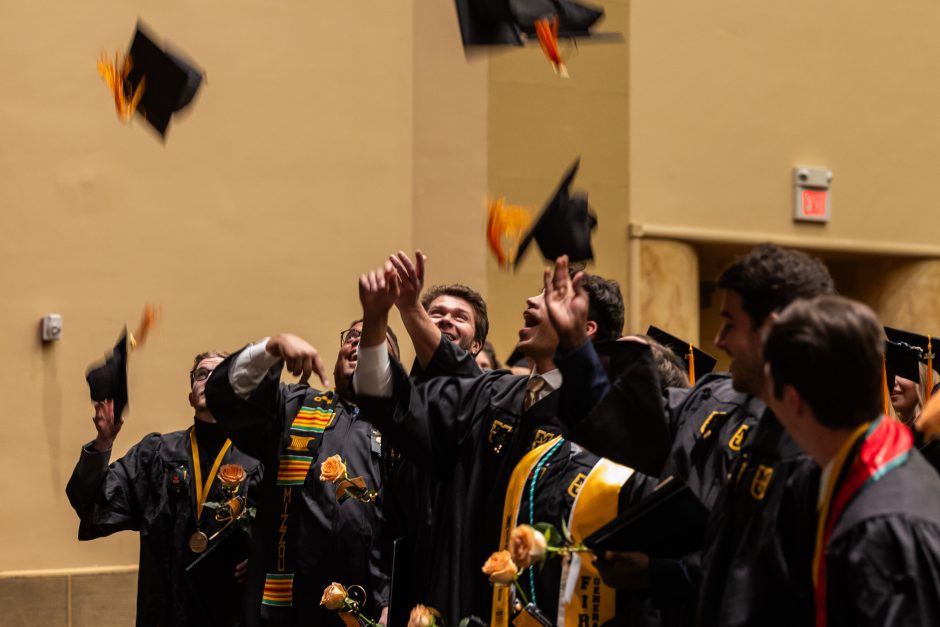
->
xmin=189 ymin=530 xmax=208 ymax=553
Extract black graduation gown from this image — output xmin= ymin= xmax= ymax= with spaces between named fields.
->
xmin=696 ymin=412 xmax=818 ymax=627
xmin=205 ymin=352 xmax=388 ymax=626
xmin=381 ymin=338 xmax=485 ymax=627
xmin=354 ymin=340 xmax=608 ymax=625
xmin=65 ymin=422 xmax=262 ymax=627
xmin=825 ymin=451 xmax=940 ymax=626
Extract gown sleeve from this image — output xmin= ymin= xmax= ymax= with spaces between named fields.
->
xmin=65 ymin=434 xmax=161 ymax=540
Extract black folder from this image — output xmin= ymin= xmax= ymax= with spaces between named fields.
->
xmin=583 ymin=476 xmax=708 ymax=558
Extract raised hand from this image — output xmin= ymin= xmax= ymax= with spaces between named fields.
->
xmin=389 ymin=250 xmax=426 ymax=311
xmin=92 ymin=399 xmax=123 ymax=452
xmin=266 ymin=333 xmax=330 ymax=388
xmin=359 ymin=260 xmax=400 ymax=323
xmin=543 ymin=255 xmax=589 ymax=351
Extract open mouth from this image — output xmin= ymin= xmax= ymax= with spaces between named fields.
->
xmin=522 ymin=310 xmax=539 ymax=328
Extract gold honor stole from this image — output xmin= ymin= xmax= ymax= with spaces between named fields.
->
xmin=261 ymin=397 xmax=336 ymax=610
xmin=491 ymin=437 xmax=633 ymax=627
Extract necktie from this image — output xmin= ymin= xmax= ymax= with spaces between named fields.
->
xmin=523 ymin=376 xmax=547 ymax=411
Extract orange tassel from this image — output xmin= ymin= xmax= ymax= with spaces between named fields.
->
xmin=687 ymin=343 xmax=696 ymax=386
xmin=534 ymin=17 xmax=568 ymax=78
xmin=882 ymin=357 xmax=890 ymax=416
xmin=486 ymin=197 xmax=534 ymax=268
xmin=130 ymin=304 xmax=160 ymax=350
xmin=97 ymin=51 xmax=145 ymax=121
xmin=928 ymin=336 xmax=934 ymax=403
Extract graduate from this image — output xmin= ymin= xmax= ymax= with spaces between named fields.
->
xmin=764 ymin=295 xmax=940 ymax=626
xmin=351 ymin=255 xmax=626 ymax=624
xmin=67 ymin=337 xmax=261 ymax=627
xmin=577 ymin=244 xmax=836 ymax=627
xmin=204 ymin=324 xmax=399 ymax=626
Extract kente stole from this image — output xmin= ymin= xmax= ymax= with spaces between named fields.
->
xmin=261 ymin=391 xmax=337 ymax=617
xmin=492 ymin=437 xmax=633 ymax=627
xmin=812 ymin=416 xmax=912 ymax=627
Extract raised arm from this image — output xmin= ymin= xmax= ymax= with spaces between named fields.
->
xmin=65 ymin=401 xmax=155 ymax=539
xmin=388 ymin=250 xmax=442 ymax=370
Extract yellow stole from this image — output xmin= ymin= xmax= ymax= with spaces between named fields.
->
xmin=491 ymin=438 xmax=633 ymax=627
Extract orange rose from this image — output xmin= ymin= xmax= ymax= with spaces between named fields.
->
xmin=320 ymin=455 xmax=347 ymax=483
xmin=407 ymin=604 xmax=437 ymax=627
xmin=320 ymin=582 xmax=348 ymax=610
xmin=509 ymin=524 xmax=548 ymax=569
xmin=218 ymin=464 xmax=247 ymax=490
xmin=482 ymin=550 xmax=518 ymax=584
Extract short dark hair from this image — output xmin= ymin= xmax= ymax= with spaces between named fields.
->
xmin=717 ymin=244 xmax=835 ymax=327
xmin=764 ymin=295 xmax=883 ymax=429
xmin=580 ymin=274 xmax=625 ymax=343
xmin=190 ymin=351 xmax=230 ymax=383
xmin=348 ymin=318 xmax=400 ymax=361
xmin=641 ymin=336 xmax=691 ymax=390
xmin=421 ymin=284 xmax=489 ymax=347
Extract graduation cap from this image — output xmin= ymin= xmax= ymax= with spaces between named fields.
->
xmin=583 ymin=475 xmax=709 ymax=558
xmin=455 ymin=0 xmax=607 ymax=45
xmin=885 ymin=340 xmax=921 ymax=386
xmin=84 ymin=306 xmax=159 ymax=421
xmin=86 ymin=329 xmax=130 ymax=421
xmin=646 ymin=326 xmax=718 ymax=386
xmin=454 ymin=0 xmax=618 ymax=75
xmin=98 ymin=23 xmax=204 ymax=137
xmin=574 ymin=339 xmax=672 ymax=475
xmin=514 ymin=158 xmax=597 ymax=265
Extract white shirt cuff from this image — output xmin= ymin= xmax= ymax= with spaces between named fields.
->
xmin=353 ymin=342 xmax=393 ymax=398
xmin=229 ymin=337 xmax=281 ymax=399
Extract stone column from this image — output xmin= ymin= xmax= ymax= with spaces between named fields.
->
xmin=628 ymin=238 xmax=701 ymax=342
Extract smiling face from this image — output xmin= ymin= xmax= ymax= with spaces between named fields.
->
xmin=334 ymin=322 xmax=363 ymax=397
xmin=714 ymin=290 xmax=767 ymax=396
xmin=516 ymin=291 xmax=559 ymax=367
xmin=189 ymin=356 xmax=225 ymax=419
xmin=891 ymin=375 xmax=919 ymax=420
xmin=427 ymin=295 xmax=481 ymax=355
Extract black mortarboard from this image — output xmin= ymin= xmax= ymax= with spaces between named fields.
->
xmin=885 ymin=340 xmax=921 ymax=386
xmin=646 ymin=326 xmax=718 ymax=383
xmin=583 ymin=476 xmax=708 ymax=558
xmin=576 ymin=340 xmax=672 ymax=476
xmin=86 ymin=329 xmax=130 ymax=420
xmin=453 ymin=0 xmax=607 ymax=47
xmin=123 ymin=23 xmax=204 ymax=137
xmin=515 ymin=158 xmax=597 ymax=264
xmin=884 ymin=327 xmax=937 ymax=363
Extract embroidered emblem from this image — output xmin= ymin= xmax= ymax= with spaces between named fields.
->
xmin=728 ymin=424 xmax=750 ymax=452
xmin=530 ymin=428 xmax=557 ymax=450
xmin=287 ymin=435 xmax=315 ymax=452
xmin=488 ymin=419 xmax=514 ymax=454
xmin=699 ymin=410 xmax=726 ymax=439
xmin=567 ymin=472 xmax=587 ymax=498
xmin=750 ymin=464 xmax=774 ymax=500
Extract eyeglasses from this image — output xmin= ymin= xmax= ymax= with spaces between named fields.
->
xmin=192 ymin=368 xmax=214 ymax=382
xmin=340 ymin=328 xmax=362 ymax=346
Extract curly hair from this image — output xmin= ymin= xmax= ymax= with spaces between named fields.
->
xmin=421 ymin=284 xmax=489 ymax=347
xmin=580 ymin=274 xmax=625 ymax=343
xmin=717 ymin=243 xmax=835 ymax=327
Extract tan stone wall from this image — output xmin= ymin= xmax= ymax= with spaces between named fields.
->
xmin=0 ymin=0 xmax=486 ymax=574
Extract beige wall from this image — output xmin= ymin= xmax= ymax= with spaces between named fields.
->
xmin=630 ymin=0 xmax=940 ymax=254
xmin=0 ymin=0 xmax=487 ymax=573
